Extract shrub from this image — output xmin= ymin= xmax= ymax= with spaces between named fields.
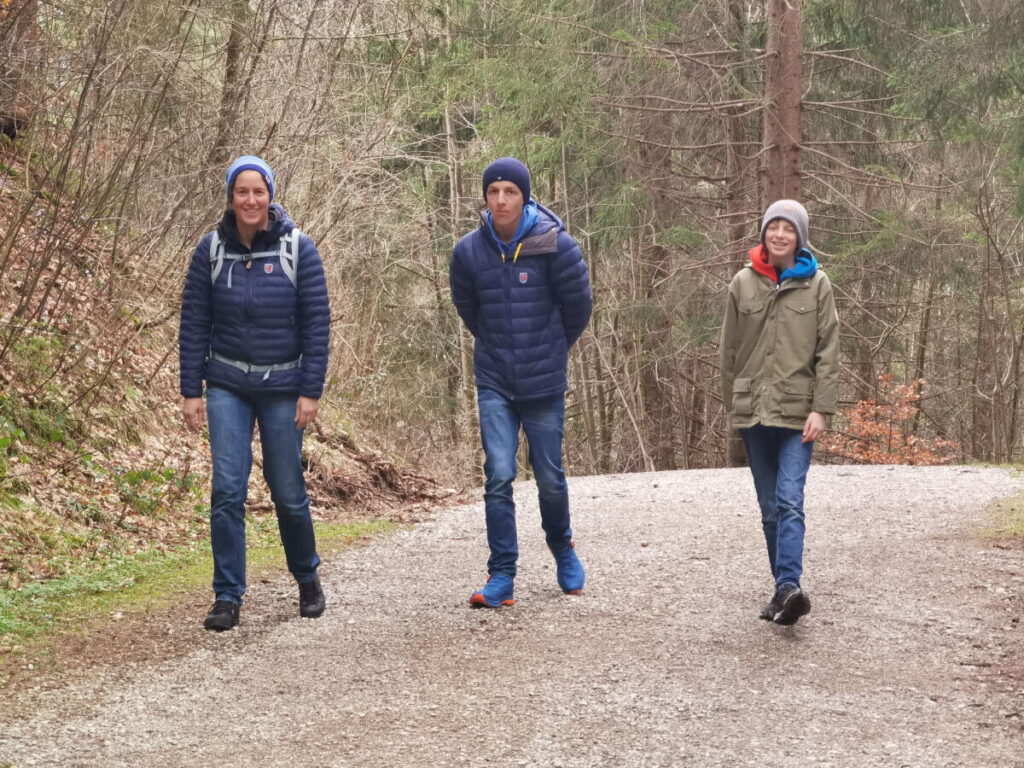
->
xmin=821 ymin=374 xmax=957 ymax=465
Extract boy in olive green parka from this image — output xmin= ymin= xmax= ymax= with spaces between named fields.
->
xmin=720 ymin=199 xmax=840 ymax=626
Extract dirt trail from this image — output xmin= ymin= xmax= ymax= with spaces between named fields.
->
xmin=1 ymin=465 xmax=1022 ymax=768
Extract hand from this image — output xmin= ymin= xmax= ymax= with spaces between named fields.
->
xmin=295 ymin=396 xmax=319 ymax=430
xmin=183 ymin=397 xmax=205 ymax=432
xmin=802 ymin=411 xmax=825 ymax=443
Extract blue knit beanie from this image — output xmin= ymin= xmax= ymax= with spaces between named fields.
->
xmin=482 ymin=157 xmax=531 ymax=202
xmin=225 ymin=155 xmax=275 ymax=201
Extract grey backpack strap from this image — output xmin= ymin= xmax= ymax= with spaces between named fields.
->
xmin=209 ymin=232 xmax=246 ymax=289
xmin=279 ymin=228 xmax=300 ymax=288
xmin=208 ymin=231 xmax=225 ymax=285
xmin=210 ymin=229 xmax=300 ymax=288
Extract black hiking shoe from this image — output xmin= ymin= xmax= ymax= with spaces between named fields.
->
xmin=759 ymin=590 xmax=783 ymax=621
xmin=773 ymin=583 xmax=811 ymax=625
xmin=298 ymin=576 xmax=326 ymax=618
xmin=203 ymin=600 xmax=240 ymax=631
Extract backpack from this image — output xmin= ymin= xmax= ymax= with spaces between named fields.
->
xmin=209 ymin=228 xmax=301 ymax=289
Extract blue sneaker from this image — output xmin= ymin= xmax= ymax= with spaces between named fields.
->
xmin=469 ymin=573 xmax=516 ymax=608
xmin=552 ymin=539 xmax=585 ymax=594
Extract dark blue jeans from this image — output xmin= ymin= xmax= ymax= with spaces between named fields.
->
xmin=740 ymin=424 xmax=814 ymax=588
xmin=478 ymin=388 xmax=573 ymax=577
xmin=206 ymin=385 xmax=320 ymax=604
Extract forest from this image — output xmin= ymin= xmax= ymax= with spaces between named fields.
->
xmin=1 ymin=0 xmax=1023 ymax=592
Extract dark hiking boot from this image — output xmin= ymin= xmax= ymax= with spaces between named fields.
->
xmin=773 ymin=582 xmax=811 ymax=625
xmin=298 ymin=576 xmax=326 ymax=618
xmin=203 ymin=600 xmax=240 ymax=631
xmin=759 ymin=590 xmax=783 ymax=621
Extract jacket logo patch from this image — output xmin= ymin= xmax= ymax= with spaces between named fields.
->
xmin=519 ymin=272 xmax=528 ymax=284
xmin=264 ymin=264 xmax=274 ymax=274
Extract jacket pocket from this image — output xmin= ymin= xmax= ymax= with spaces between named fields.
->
xmin=739 ymin=300 xmax=765 ymax=315
xmin=783 ymin=301 xmax=816 ymax=328
xmin=731 ymin=377 xmax=754 ymax=416
xmin=780 ymin=379 xmax=814 ymax=417
xmin=784 ymin=302 xmax=816 ymax=315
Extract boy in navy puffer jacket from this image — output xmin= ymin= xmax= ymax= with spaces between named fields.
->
xmin=450 ymin=157 xmax=593 ymax=608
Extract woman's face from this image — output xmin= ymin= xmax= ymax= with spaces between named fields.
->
xmin=764 ymin=219 xmax=798 ymax=264
xmin=231 ymin=170 xmax=270 ymax=231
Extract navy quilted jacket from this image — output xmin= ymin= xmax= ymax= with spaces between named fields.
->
xmin=179 ymin=203 xmax=330 ymax=399
xmin=449 ymin=202 xmax=592 ymax=401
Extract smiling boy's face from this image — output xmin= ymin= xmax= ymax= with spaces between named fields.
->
xmin=764 ymin=219 xmax=798 ymax=264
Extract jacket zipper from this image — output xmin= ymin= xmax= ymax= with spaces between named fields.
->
xmin=761 ymin=278 xmax=806 ymax=417
xmin=244 ymin=246 xmax=256 ymax=358
xmin=503 ymin=253 xmax=517 ymax=400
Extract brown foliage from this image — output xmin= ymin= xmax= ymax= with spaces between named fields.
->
xmin=821 ymin=375 xmax=957 ymax=465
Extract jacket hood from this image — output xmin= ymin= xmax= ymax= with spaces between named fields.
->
xmin=478 ymin=201 xmax=565 ymax=259
xmin=747 ymin=243 xmax=818 ymax=283
xmin=219 ymin=202 xmax=295 ymax=250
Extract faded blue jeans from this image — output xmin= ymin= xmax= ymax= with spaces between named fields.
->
xmin=206 ymin=385 xmax=320 ymax=604
xmin=740 ymin=424 xmax=814 ymax=588
xmin=478 ymin=388 xmax=573 ymax=577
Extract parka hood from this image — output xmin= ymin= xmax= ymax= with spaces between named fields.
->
xmin=479 ymin=201 xmax=566 ymax=258
xmin=747 ymin=243 xmax=818 ymax=284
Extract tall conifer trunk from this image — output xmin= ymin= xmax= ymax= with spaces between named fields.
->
xmin=762 ymin=0 xmax=803 ymax=203
xmin=724 ymin=0 xmax=755 ymax=468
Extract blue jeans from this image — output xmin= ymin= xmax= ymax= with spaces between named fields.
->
xmin=206 ymin=385 xmax=320 ymax=604
xmin=478 ymin=389 xmax=573 ymax=576
xmin=740 ymin=424 xmax=814 ymax=588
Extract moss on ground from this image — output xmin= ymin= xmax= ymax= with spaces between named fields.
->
xmin=982 ymin=487 xmax=1024 ymax=539
xmin=0 ymin=519 xmax=394 ymax=649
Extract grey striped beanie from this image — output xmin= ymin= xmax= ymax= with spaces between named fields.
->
xmin=760 ymin=199 xmax=809 ymax=252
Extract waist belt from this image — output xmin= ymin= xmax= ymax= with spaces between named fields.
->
xmin=209 ymin=352 xmax=302 ymax=380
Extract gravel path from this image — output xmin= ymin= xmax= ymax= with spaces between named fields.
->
xmin=2 ymin=465 xmax=1023 ymax=768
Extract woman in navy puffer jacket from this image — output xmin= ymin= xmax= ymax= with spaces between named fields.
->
xmin=179 ymin=155 xmax=330 ymax=631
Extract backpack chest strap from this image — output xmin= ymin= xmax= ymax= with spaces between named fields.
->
xmin=209 ymin=228 xmax=302 ymax=289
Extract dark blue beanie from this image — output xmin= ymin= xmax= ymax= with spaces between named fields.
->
xmin=225 ymin=155 xmax=275 ymax=201
xmin=482 ymin=157 xmax=531 ymax=202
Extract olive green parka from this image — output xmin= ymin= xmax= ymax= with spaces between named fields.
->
xmin=720 ymin=249 xmax=840 ymax=430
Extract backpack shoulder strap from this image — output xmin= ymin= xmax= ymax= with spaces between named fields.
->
xmin=279 ymin=227 xmax=301 ymax=288
xmin=208 ymin=231 xmax=225 ymax=285
xmin=210 ymin=228 xmax=302 ymax=288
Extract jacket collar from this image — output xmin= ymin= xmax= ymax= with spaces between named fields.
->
xmin=218 ymin=202 xmax=293 ymax=251
xmin=479 ymin=201 xmax=563 ymax=258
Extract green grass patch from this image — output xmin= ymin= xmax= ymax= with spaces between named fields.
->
xmin=0 ymin=518 xmax=395 ymax=647
xmin=982 ymin=489 xmax=1024 ymax=539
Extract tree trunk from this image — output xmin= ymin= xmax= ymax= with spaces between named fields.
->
xmin=444 ymin=96 xmax=476 ymax=445
xmin=632 ymin=118 xmax=677 ymax=470
xmin=724 ymin=0 xmax=755 ymax=468
xmin=911 ymin=269 xmax=936 ymax=435
xmin=639 ymin=244 xmax=677 ymax=470
xmin=206 ymin=0 xmax=251 ymax=172
xmin=0 ymin=0 xmax=39 ymax=139
xmin=762 ymin=0 xmax=803 ymax=204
